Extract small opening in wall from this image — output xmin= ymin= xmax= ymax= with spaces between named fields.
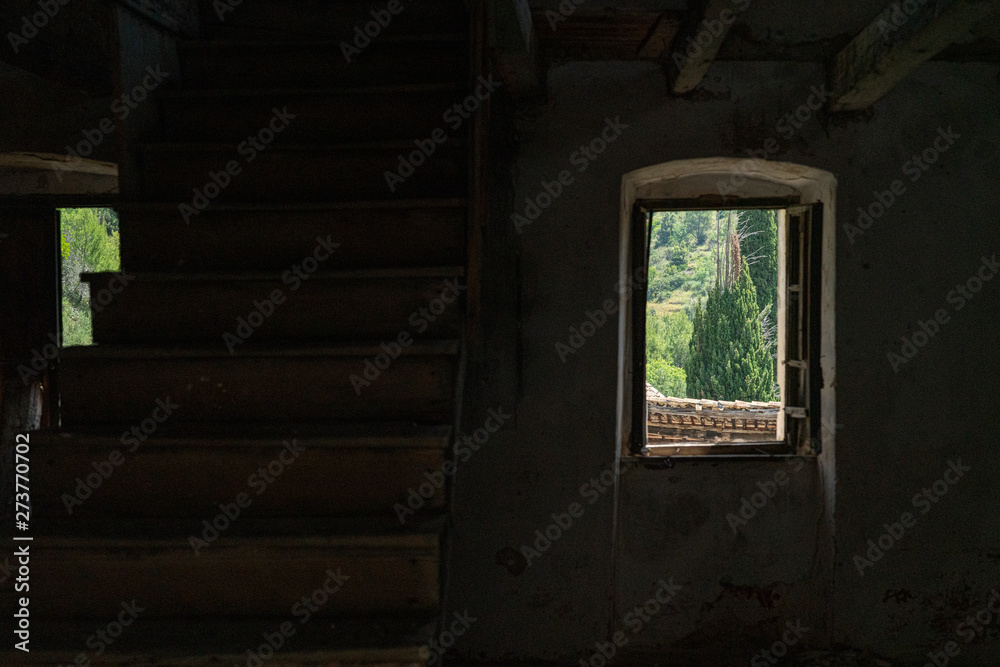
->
xmin=59 ymin=207 xmax=120 ymax=346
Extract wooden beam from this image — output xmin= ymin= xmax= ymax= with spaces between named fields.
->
xmin=665 ymin=0 xmax=749 ymax=94
xmin=489 ymin=0 xmax=544 ymax=99
xmin=830 ymin=0 xmax=1000 ymax=111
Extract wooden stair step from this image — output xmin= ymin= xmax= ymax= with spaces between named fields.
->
xmin=82 ymin=268 xmax=465 ymax=344
xmin=158 ymin=85 xmax=472 ymax=144
xmin=116 ymin=199 xmax=466 ymax=272
xmin=137 ymin=143 xmax=468 ymax=203
xmin=30 ymin=425 xmax=450 ymax=520
xmin=199 ymin=0 xmax=467 ymax=42
xmin=21 ymin=533 xmax=440 ymax=620
xmin=58 ymin=342 xmax=460 ymax=426
xmin=7 ymin=616 xmax=437 ymax=665
xmin=179 ymin=37 xmax=468 ymax=88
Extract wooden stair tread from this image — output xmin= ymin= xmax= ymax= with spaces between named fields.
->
xmin=81 ymin=266 xmax=465 ymax=281
xmin=27 ymin=524 xmax=443 ymax=546
xmin=59 ymin=340 xmax=460 ymax=359
xmin=8 ymin=616 xmax=437 ymax=659
xmin=31 ymin=421 xmax=451 ymax=444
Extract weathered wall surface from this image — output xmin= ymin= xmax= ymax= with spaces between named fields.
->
xmin=446 ymin=59 xmax=1000 ymax=665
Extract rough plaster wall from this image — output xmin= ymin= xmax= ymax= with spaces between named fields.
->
xmin=446 ymin=58 xmax=1000 ymax=664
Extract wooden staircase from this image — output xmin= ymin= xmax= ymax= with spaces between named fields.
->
xmin=11 ymin=1 xmax=476 ymax=663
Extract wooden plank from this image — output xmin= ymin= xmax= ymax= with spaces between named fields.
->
xmin=138 ymin=144 xmax=468 ymax=203
xmin=5 ymin=615 xmax=437 ymax=664
xmin=84 ymin=272 xmax=465 ymax=344
xmin=665 ymin=0 xmax=749 ymax=93
xmin=830 ymin=0 xmax=1000 ymax=111
xmin=31 ymin=535 xmax=439 ymax=619
xmin=32 ymin=433 xmax=447 ymax=520
xmin=117 ymin=202 xmax=466 ymax=272
xmin=58 ymin=344 xmax=459 ymax=425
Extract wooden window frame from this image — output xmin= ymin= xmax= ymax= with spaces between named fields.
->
xmin=625 ymin=197 xmax=825 ymax=459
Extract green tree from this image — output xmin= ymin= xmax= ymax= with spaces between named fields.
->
xmin=685 ymin=260 xmax=775 ymax=401
xmin=60 ymin=208 xmax=120 ymax=346
xmin=685 ymin=210 xmax=713 ymax=246
xmin=645 ymin=308 xmax=692 ymax=397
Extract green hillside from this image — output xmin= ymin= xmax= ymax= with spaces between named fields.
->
xmin=645 ymin=209 xmax=778 ymax=401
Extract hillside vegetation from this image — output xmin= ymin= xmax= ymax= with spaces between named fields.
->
xmin=645 ymin=209 xmax=778 ymax=401
xmin=61 ymin=208 xmax=120 ymax=346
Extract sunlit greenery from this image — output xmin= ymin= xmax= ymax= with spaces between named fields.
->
xmin=645 ymin=209 xmax=778 ymax=401
xmin=60 ymin=208 xmax=119 ymax=346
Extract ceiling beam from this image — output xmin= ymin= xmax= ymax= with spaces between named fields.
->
xmin=665 ymin=0 xmax=749 ymax=94
xmin=830 ymin=0 xmax=1000 ymax=111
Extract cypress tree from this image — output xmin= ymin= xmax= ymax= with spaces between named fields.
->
xmin=685 ymin=259 xmax=775 ymax=401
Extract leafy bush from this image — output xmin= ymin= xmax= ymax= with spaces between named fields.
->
xmin=60 ymin=208 xmax=120 ymax=346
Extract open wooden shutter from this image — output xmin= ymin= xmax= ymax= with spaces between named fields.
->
xmin=781 ymin=204 xmax=823 ymax=454
xmin=628 ymin=205 xmax=652 ymax=456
